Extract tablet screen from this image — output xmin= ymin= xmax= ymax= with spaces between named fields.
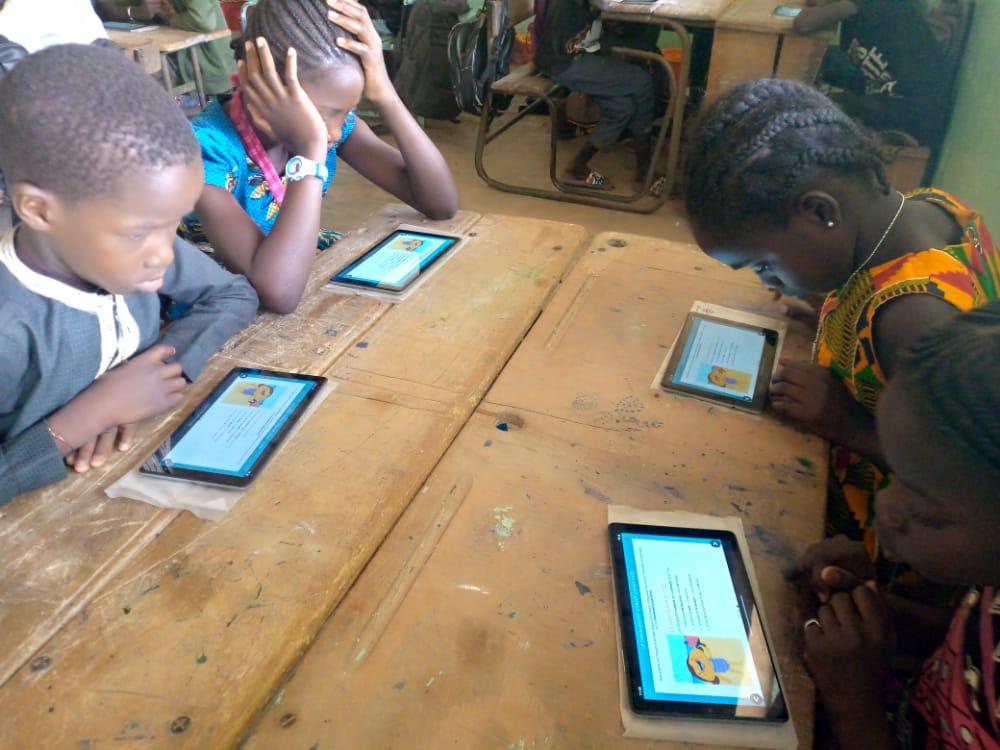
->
xmin=140 ymin=368 xmax=325 ymax=487
xmin=610 ymin=524 xmax=788 ymax=721
xmin=331 ymin=230 xmax=460 ymax=291
xmin=662 ymin=314 xmax=778 ymax=411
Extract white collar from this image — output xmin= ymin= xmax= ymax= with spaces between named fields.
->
xmin=0 ymin=227 xmax=109 ymax=313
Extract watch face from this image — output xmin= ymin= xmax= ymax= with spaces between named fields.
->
xmin=287 ymin=158 xmax=303 ymax=178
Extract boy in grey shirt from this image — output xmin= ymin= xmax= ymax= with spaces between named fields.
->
xmin=0 ymin=44 xmax=259 ymax=505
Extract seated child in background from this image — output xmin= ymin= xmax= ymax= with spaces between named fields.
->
xmin=685 ymin=79 xmax=998 ymax=576
xmin=183 ymin=0 xmax=458 ymax=314
xmin=794 ymin=303 xmax=1000 ymax=749
xmin=95 ymin=0 xmax=237 ymax=98
xmin=0 ymin=44 xmax=259 ymax=506
xmin=793 ymin=0 xmax=949 ymax=148
xmin=533 ymin=0 xmax=655 ymax=191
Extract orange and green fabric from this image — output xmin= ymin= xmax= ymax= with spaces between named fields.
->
xmin=814 ymin=189 xmax=1000 ymax=557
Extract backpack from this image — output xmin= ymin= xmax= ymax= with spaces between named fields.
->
xmin=395 ymin=0 xmax=466 ymax=120
xmin=447 ymin=5 xmax=514 ymax=115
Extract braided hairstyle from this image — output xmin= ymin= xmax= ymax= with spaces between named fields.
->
xmin=240 ymin=0 xmax=360 ymax=79
xmin=685 ymin=78 xmax=889 ymax=234
xmin=897 ymin=301 xmax=1000 ymax=476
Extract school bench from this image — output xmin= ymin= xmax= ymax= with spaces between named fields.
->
xmin=0 ymin=206 xmax=587 ymax=748
xmin=107 ymin=25 xmax=232 ymax=109
xmin=242 ymin=232 xmax=828 ymax=748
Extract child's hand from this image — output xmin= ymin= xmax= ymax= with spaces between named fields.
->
xmin=239 ymin=38 xmax=328 ymax=161
xmin=92 ymin=344 xmax=187 ymax=425
xmin=791 ymin=535 xmax=874 ymax=602
xmin=769 ymin=360 xmax=860 ymax=441
xmin=327 ymin=0 xmax=395 ymax=104
xmin=136 ymin=0 xmax=165 ymax=21
xmin=65 ymin=424 xmax=136 ymax=473
xmin=804 ymin=585 xmax=895 ymax=733
xmin=770 ymin=291 xmax=824 ymax=330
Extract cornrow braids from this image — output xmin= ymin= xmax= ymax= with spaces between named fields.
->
xmin=899 ymin=301 xmax=1000 ymax=475
xmin=240 ymin=0 xmax=360 ymax=78
xmin=0 ymin=44 xmax=199 ymax=203
xmin=685 ymin=78 xmax=889 ymax=234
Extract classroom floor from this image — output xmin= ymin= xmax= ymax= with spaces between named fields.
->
xmin=328 ymin=112 xmax=695 ymax=243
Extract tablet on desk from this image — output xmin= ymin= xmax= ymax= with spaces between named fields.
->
xmin=103 ymin=21 xmax=159 ymax=32
xmin=660 ymin=309 xmax=781 ymax=413
xmin=609 ymin=523 xmax=789 ymax=722
xmin=139 ymin=367 xmax=326 ymax=488
xmin=329 ymin=227 xmax=463 ymax=294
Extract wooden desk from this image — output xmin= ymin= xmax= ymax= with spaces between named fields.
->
xmin=0 ymin=207 xmax=587 ymax=749
xmin=243 ymin=233 xmax=828 ymax=748
xmin=602 ymin=0 xmax=734 ymax=26
xmin=707 ymin=0 xmax=832 ymax=101
xmin=108 ymin=26 xmax=232 ymax=108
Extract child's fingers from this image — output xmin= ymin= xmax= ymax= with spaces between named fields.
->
xmin=336 ymin=36 xmax=371 ymax=56
xmin=74 ymin=439 xmax=96 ymax=473
xmin=328 ymin=10 xmax=365 ymax=35
xmin=254 ymin=38 xmax=286 ymax=98
xmin=243 ymin=40 xmax=262 ymax=81
xmin=117 ymin=423 xmax=136 ymax=452
xmin=89 ymin=427 xmax=118 ymax=469
xmin=285 ymin=47 xmax=302 ymax=91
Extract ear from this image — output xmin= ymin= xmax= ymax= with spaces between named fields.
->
xmin=9 ymin=182 xmax=63 ymax=233
xmin=795 ymin=190 xmax=843 ymax=230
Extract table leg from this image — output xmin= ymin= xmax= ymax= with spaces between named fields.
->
xmin=705 ymin=29 xmax=778 ymax=104
xmin=775 ymin=33 xmax=829 ymax=83
xmin=160 ymin=51 xmax=174 ymax=95
xmin=190 ymin=46 xmax=207 ymax=110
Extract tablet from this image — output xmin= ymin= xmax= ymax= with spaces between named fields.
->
xmin=660 ymin=312 xmax=779 ymax=412
xmin=139 ymin=367 xmax=326 ymax=488
xmin=772 ymin=4 xmax=802 ymax=16
xmin=609 ymin=523 xmax=789 ymax=722
xmin=330 ymin=227 xmax=462 ymax=293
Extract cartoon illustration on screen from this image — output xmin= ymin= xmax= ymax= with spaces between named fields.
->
xmin=224 ymin=382 xmax=275 ymax=408
xmin=706 ymin=365 xmax=753 ymax=394
xmin=387 ymin=236 xmax=425 ymax=253
xmin=668 ymin=635 xmax=746 ymax=685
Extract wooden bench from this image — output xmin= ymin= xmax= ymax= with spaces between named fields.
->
xmin=243 ymin=231 xmax=829 ymax=749
xmin=0 ymin=206 xmax=588 ymax=749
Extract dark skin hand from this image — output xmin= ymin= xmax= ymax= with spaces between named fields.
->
xmin=793 ymin=0 xmax=858 ymax=34
xmin=46 ymin=344 xmax=187 ymax=472
xmin=95 ymin=0 xmax=166 ymax=23
xmin=805 ymin=585 xmax=897 ymax=750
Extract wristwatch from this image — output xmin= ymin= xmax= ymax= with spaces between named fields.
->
xmin=285 ymin=156 xmax=329 ymax=183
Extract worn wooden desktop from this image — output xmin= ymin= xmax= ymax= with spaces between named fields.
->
xmin=108 ymin=26 xmax=231 ymax=108
xmin=0 ymin=206 xmax=588 ymax=748
xmin=244 ymin=233 xmax=828 ymax=749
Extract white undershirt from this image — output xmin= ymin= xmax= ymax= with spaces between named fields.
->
xmin=0 ymin=229 xmax=141 ymax=379
xmin=0 ymin=0 xmax=108 ymax=53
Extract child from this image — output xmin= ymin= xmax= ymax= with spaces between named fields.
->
xmin=793 ymin=0 xmax=949 ymax=148
xmin=0 ymin=44 xmax=259 ymax=505
xmin=533 ymin=0 xmax=655 ymax=191
xmin=183 ymin=0 xmax=458 ymax=313
xmin=794 ymin=303 xmax=1000 ymax=749
xmin=685 ymin=78 xmax=999 ymax=563
xmin=95 ymin=0 xmax=237 ymax=98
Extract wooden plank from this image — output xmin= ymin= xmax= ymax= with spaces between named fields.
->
xmin=108 ymin=26 xmax=230 ymax=54
xmin=775 ymin=31 xmax=832 ymax=83
xmin=0 ymin=214 xmax=587 ymax=749
xmin=602 ymin=0 xmax=733 ymax=25
xmin=0 ymin=206 xmax=478 ymax=692
xmin=244 ymin=233 xmax=827 ymax=749
xmin=717 ymin=0 xmax=800 ymax=33
xmin=706 ymin=28 xmax=779 ymax=102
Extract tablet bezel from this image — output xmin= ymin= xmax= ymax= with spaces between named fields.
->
xmin=609 ymin=522 xmax=789 ymax=722
xmin=138 ymin=367 xmax=326 ymax=488
xmin=660 ymin=312 xmax=779 ymax=413
xmin=330 ymin=227 xmax=462 ymax=293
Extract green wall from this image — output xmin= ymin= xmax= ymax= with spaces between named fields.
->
xmin=932 ymin=0 xmax=1000 ymax=226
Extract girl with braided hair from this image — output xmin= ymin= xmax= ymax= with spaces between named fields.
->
xmin=792 ymin=303 xmax=1000 ymax=750
xmin=685 ymin=78 xmax=999 ymax=573
xmin=183 ymin=0 xmax=457 ymax=313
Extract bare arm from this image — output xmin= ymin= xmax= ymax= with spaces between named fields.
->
xmin=328 ymin=0 xmax=458 ymax=220
xmin=872 ymin=294 xmax=960 ymax=379
xmin=793 ymin=0 xmax=858 ymax=33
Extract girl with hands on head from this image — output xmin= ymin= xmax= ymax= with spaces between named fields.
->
xmin=184 ymin=0 xmax=458 ymax=314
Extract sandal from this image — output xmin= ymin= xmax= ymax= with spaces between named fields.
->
xmin=562 ymin=170 xmax=616 ymax=191
xmin=632 ymin=174 xmax=668 ymax=197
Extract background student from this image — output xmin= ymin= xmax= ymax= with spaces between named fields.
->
xmin=0 ymin=44 xmax=258 ymax=505
xmin=183 ymin=0 xmax=457 ymax=314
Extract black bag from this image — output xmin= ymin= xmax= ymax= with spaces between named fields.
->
xmin=395 ymin=0 xmax=466 ymax=120
xmin=447 ymin=6 xmax=514 ymax=115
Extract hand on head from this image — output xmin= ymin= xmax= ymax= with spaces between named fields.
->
xmin=326 ymin=0 xmax=394 ymax=104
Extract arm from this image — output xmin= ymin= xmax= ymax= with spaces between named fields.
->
xmin=793 ymin=0 xmax=858 ymax=33
xmin=872 ymin=294 xmax=959 ymax=380
xmin=0 ymin=421 xmax=68 ymax=506
xmin=158 ymin=237 xmax=259 ymax=379
xmin=328 ymin=0 xmax=458 ymax=221
xmin=163 ymin=0 xmax=223 ymax=32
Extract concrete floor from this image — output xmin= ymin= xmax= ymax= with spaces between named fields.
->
xmin=326 ymin=112 xmax=695 ymax=245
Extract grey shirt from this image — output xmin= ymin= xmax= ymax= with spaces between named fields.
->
xmin=0 ymin=229 xmax=259 ymax=505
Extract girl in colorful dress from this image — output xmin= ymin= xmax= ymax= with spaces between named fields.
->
xmin=684 ymin=79 xmax=999 ymax=579
xmin=184 ymin=0 xmax=457 ymax=313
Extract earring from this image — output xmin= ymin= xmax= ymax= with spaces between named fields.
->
xmin=827 ymin=221 xmax=835 ymax=228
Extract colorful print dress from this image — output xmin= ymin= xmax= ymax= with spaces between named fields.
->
xmin=181 ymin=98 xmax=356 ymax=251
xmin=814 ymin=189 xmax=1000 ymax=556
